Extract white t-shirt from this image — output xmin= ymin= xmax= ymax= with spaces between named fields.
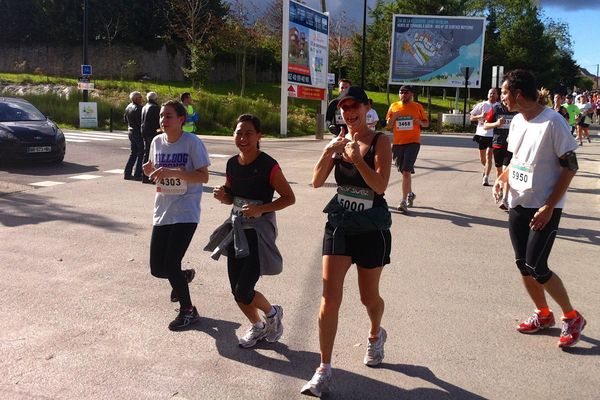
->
xmin=471 ymin=101 xmax=499 ymax=137
xmin=577 ymin=102 xmax=592 ymax=124
xmin=366 ymin=109 xmax=379 ymax=128
xmin=150 ymin=132 xmax=211 ymax=226
xmin=507 ymin=107 xmax=578 ymax=209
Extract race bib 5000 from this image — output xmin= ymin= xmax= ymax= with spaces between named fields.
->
xmin=337 ymin=185 xmax=374 ymax=211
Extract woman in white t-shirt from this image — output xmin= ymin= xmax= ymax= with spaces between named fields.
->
xmin=143 ymin=100 xmax=211 ymax=331
xmin=576 ymin=95 xmax=592 ymax=145
xmin=493 ymin=70 xmax=586 ymax=349
xmin=366 ymin=98 xmax=379 ymax=130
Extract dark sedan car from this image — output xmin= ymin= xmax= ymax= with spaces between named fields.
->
xmin=0 ymin=97 xmax=66 ymax=163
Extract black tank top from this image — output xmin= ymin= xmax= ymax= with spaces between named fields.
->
xmin=227 ymin=152 xmax=278 ymax=205
xmin=334 ymin=132 xmax=386 ymax=207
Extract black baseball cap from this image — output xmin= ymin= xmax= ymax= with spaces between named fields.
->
xmin=337 ymin=86 xmax=369 ymax=108
xmin=399 ymin=85 xmax=414 ymax=93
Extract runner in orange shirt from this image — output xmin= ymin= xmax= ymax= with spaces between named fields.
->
xmin=385 ymin=85 xmax=429 ymax=213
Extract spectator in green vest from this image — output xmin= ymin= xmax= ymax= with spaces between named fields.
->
xmin=180 ymin=92 xmax=199 ymax=133
xmin=562 ymin=94 xmax=580 ymax=136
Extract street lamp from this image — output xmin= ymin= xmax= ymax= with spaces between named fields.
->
xmin=360 ymin=0 xmax=367 ymax=87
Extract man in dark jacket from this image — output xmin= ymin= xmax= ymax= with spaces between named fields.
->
xmin=325 ymin=78 xmax=351 ymax=136
xmin=141 ymin=91 xmax=160 ymax=183
xmin=123 ymin=91 xmax=144 ymax=181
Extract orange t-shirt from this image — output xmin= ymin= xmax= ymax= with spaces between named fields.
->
xmin=386 ymin=101 xmax=427 ymax=144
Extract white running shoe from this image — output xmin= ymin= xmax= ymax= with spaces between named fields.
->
xmin=482 ymin=175 xmax=490 ymax=186
xmin=364 ymin=327 xmax=387 ymax=366
xmin=238 ymin=322 xmax=267 ymax=348
xmin=407 ymin=192 xmax=416 ymax=207
xmin=265 ymin=304 xmax=284 ymax=343
xmin=301 ymin=368 xmax=331 ymax=397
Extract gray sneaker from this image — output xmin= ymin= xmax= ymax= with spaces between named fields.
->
xmin=238 ymin=322 xmax=267 ymax=348
xmin=397 ymin=200 xmax=408 ymax=213
xmin=407 ymin=192 xmax=416 ymax=207
xmin=265 ymin=304 xmax=284 ymax=343
xmin=364 ymin=327 xmax=387 ymax=366
xmin=301 ymin=368 xmax=331 ymax=397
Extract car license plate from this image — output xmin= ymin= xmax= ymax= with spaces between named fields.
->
xmin=27 ymin=146 xmax=52 ymax=153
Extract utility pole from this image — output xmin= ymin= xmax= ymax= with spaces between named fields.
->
xmin=596 ymin=64 xmax=599 ymax=90
xmin=82 ymin=0 xmax=89 ymax=102
xmin=360 ymin=0 xmax=367 ymax=87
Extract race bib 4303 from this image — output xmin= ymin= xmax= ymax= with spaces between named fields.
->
xmin=156 ymin=177 xmax=187 ymax=195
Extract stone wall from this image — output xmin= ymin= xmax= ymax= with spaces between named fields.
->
xmin=0 ymin=44 xmax=282 ymax=84
xmin=0 ymin=44 xmax=185 ymax=81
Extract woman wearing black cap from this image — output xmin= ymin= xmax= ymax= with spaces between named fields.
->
xmin=301 ymin=86 xmax=392 ymax=397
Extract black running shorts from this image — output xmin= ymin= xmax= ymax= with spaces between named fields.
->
xmin=392 ymin=143 xmax=420 ymax=174
xmin=322 ymin=223 xmax=391 ymax=268
xmin=473 ymin=135 xmax=493 ymax=150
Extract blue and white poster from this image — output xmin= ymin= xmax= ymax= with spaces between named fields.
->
xmin=389 ymin=15 xmax=486 ymax=88
xmin=287 ymin=0 xmax=329 ymax=88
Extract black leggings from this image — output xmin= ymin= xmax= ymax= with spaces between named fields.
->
xmin=227 ymin=229 xmax=260 ymax=305
xmin=508 ymin=206 xmax=562 ymax=284
xmin=150 ymin=223 xmax=197 ymax=308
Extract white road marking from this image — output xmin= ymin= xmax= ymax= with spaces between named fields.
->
xmin=63 ymin=132 xmax=129 ymax=143
xmin=63 ymin=134 xmax=111 ymax=141
xmin=29 ymin=181 xmax=66 ymax=187
xmin=68 ymin=174 xmax=103 ymax=180
xmin=211 ymin=154 xmax=231 ymax=158
xmin=105 ymin=169 xmax=125 ymax=174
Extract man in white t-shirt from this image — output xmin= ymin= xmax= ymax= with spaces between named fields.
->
xmin=493 ymin=69 xmax=586 ymax=349
xmin=470 ymin=88 xmax=501 ymax=185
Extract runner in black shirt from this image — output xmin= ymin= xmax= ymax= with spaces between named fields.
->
xmin=211 ymin=114 xmax=295 ymax=348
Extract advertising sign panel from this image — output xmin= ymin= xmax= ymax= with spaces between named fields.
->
xmin=389 ymin=15 xmax=485 ymax=88
xmin=287 ymin=0 xmax=329 ymax=89
xmin=79 ymin=102 xmax=98 ymax=128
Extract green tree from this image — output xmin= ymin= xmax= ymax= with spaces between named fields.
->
xmin=165 ymin=0 xmax=229 ymax=87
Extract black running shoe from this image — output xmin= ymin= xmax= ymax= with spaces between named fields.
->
xmin=170 ymin=269 xmax=196 ymax=302
xmin=168 ymin=306 xmax=200 ymax=331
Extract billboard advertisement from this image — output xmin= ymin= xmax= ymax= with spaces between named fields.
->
xmin=287 ymin=0 xmax=329 ymax=90
xmin=389 ymin=15 xmax=486 ymax=88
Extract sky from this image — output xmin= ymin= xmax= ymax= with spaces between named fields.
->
xmin=294 ymin=0 xmax=600 ymax=75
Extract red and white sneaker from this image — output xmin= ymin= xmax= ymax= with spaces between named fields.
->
xmin=558 ymin=312 xmax=587 ymax=348
xmin=517 ymin=311 xmax=555 ymax=333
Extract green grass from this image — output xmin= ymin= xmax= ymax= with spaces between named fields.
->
xmin=1 ymin=72 xmax=481 ymax=135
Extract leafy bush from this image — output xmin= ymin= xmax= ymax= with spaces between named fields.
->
xmin=1 ymin=73 xmax=315 ymax=136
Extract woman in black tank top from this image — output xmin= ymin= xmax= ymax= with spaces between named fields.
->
xmin=302 ymin=87 xmax=393 ymax=397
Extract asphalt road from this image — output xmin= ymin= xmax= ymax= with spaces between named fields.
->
xmin=1 ymin=128 xmax=599 ymax=400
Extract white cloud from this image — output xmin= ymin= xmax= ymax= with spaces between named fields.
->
xmin=541 ymin=0 xmax=600 ymax=9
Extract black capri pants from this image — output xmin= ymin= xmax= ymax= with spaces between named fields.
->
xmin=150 ymin=223 xmax=197 ymax=308
xmin=227 ymin=229 xmax=261 ymax=305
xmin=493 ymin=147 xmax=508 ymax=168
xmin=508 ymin=206 xmax=562 ymax=284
